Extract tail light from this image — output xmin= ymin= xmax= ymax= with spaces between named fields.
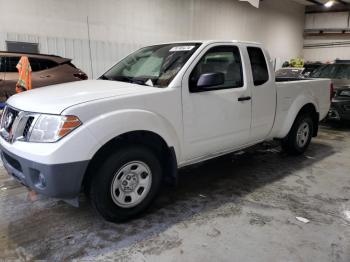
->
xmin=74 ymin=72 xmax=88 ymax=80
xmin=330 ymin=83 xmax=335 ymax=100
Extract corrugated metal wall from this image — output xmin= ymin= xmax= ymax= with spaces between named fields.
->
xmin=0 ymin=32 xmax=142 ymax=78
xmin=0 ymin=0 xmax=305 ymax=77
xmin=303 ymin=12 xmax=350 ymax=62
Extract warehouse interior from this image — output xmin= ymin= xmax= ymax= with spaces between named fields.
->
xmin=1 ymin=0 xmax=350 ymax=261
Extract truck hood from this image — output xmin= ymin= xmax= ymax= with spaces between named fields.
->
xmin=7 ymin=80 xmax=156 ymax=114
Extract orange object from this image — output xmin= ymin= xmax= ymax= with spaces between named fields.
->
xmin=16 ymin=56 xmax=32 ymax=93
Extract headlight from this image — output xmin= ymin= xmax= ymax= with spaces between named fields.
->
xmin=29 ymin=114 xmax=82 ymax=143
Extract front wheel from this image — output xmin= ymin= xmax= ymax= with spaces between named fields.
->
xmin=281 ymin=114 xmax=314 ymax=155
xmin=89 ymin=145 xmax=162 ymax=222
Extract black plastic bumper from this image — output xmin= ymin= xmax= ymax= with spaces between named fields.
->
xmin=0 ymin=145 xmax=89 ymax=204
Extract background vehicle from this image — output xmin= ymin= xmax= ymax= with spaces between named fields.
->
xmin=302 ymin=62 xmax=323 ymax=77
xmin=328 ymin=88 xmax=350 ymax=121
xmin=0 ymin=52 xmax=88 ymax=103
xmin=0 ymin=41 xmax=331 ymax=222
xmin=276 ymin=62 xmax=324 ymax=81
xmin=309 ymin=62 xmax=350 ymax=90
xmin=275 ymin=67 xmax=305 ymax=80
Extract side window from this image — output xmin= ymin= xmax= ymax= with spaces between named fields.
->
xmin=38 ymin=59 xmax=58 ymax=70
xmin=189 ymin=46 xmax=243 ymax=91
xmin=28 ymin=58 xmax=57 ymax=72
xmin=0 ymin=57 xmax=4 ymax=72
xmin=28 ymin=58 xmax=42 ymax=72
xmin=5 ymin=57 xmax=20 ymax=72
xmin=247 ymin=47 xmax=269 ymax=86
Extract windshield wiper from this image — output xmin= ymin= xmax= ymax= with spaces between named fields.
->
xmin=114 ymin=76 xmax=151 ymax=86
xmin=100 ymin=75 xmax=154 ymax=86
xmin=99 ymin=74 xmax=112 ymax=80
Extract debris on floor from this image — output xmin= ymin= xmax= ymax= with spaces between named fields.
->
xmin=295 ymin=216 xmax=310 ymax=224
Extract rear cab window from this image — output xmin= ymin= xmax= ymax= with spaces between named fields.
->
xmin=247 ymin=47 xmax=269 ymax=86
xmin=189 ymin=45 xmax=244 ymax=91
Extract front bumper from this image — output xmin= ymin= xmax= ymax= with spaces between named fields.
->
xmin=0 ymin=144 xmax=89 ymax=205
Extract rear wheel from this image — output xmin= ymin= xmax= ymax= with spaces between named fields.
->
xmin=89 ymin=145 xmax=162 ymax=222
xmin=281 ymin=114 xmax=314 ymax=155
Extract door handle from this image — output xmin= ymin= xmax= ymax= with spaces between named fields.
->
xmin=238 ymin=96 xmax=251 ymax=102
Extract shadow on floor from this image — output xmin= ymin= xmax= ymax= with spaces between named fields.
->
xmin=3 ymin=140 xmax=336 ymax=260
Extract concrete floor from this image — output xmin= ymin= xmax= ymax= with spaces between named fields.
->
xmin=1 ymin=124 xmax=350 ymax=261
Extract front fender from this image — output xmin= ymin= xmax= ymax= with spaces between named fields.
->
xmin=85 ymin=109 xmax=182 ymax=161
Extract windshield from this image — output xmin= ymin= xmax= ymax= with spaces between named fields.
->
xmin=100 ymin=43 xmax=201 ymax=87
xmin=310 ymin=64 xmax=350 ymax=79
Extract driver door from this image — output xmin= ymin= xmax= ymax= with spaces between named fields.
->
xmin=181 ymin=44 xmax=252 ymax=161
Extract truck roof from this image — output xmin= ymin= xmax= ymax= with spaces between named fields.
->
xmin=152 ymin=40 xmax=262 ymax=46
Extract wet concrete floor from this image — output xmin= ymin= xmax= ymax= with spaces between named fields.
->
xmin=0 ymin=123 xmax=350 ymax=261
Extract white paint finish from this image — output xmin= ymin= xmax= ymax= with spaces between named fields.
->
xmin=1 ymin=41 xmax=330 ymax=167
xmin=248 ymin=47 xmax=277 ymax=142
xmin=271 ymin=78 xmax=331 ymax=138
xmin=0 ymin=0 xmax=305 ymax=78
xmin=181 ymin=43 xmax=252 ymax=160
xmin=6 ymin=80 xmax=159 ymax=114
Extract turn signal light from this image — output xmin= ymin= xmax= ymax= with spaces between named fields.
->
xmin=58 ymin=116 xmax=82 ymax=138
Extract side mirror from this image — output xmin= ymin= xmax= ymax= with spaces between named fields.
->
xmin=196 ymin=72 xmax=225 ymax=90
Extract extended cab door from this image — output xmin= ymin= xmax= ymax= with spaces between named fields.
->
xmin=246 ymin=46 xmax=276 ymax=141
xmin=181 ymin=44 xmax=252 ymax=161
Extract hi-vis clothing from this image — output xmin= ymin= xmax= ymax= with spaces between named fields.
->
xmin=16 ymin=56 xmax=32 ymax=93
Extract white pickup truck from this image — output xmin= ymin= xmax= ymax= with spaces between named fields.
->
xmin=0 ymin=41 xmax=331 ymax=222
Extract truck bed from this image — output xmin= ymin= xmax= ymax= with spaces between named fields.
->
xmin=275 ymin=77 xmax=312 ymax=82
xmin=271 ymin=78 xmax=331 ymax=139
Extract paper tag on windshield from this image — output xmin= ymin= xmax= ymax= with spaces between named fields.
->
xmin=169 ymin=46 xmax=195 ymax=52
xmin=145 ymin=79 xmax=154 ymax=87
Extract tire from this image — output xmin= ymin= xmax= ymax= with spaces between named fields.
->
xmin=89 ymin=145 xmax=162 ymax=222
xmin=281 ymin=114 xmax=314 ymax=155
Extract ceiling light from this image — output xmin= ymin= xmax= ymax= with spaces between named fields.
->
xmin=324 ymin=0 xmax=335 ymax=8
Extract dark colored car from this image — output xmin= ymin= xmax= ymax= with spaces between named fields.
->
xmin=0 ymin=52 xmax=87 ymax=103
xmin=302 ymin=62 xmax=323 ymax=77
xmin=328 ymin=88 xmax=350 ymax=121
xmin=309 ymin=63 xmax=350 ymax=90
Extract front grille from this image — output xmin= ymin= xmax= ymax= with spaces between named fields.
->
xmin=0 ymin=106 xmax=19 ymax=142
xmin=0 ymin=106 xmax=19 ymax=133
xmin=23 ymin=117 xmax=34 ymax=139
xmin=0 ymin=106 xmax=36 ymax=143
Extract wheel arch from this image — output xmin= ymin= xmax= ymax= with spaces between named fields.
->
xmin=275 ymin=97 xmax=320 ymax=139
xmin=82 ymin=130 xmax=178 ymax=192
xmin=295 ymin=103 xmax=319 ymax=137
